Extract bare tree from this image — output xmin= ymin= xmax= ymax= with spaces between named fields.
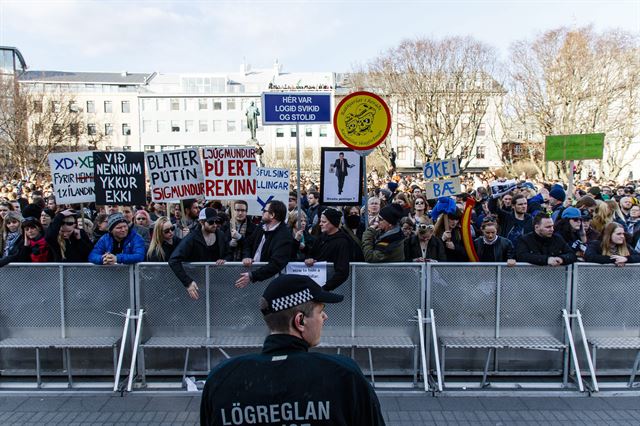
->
xmin=355 ymin=36 xmax=502 ymax=169
xmin=0 ymin=79 xmax=106 ymax=180
xmin=507 ymin=26 xmax=640 ymax=181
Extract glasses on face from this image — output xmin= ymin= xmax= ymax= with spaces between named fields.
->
xmin=206 ymin=219 xmax=223 ymax=225
xmin=414 ymin=201 xmax=425 ymax=205
xmin=63 ymin=220 xmax=77 ymax=226
xmin=136 ymin=216 xmax=146 ymax=221
xmin=163 ymin=225 xmax=175 ymax=234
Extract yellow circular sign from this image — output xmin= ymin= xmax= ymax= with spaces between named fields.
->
xmin=333 ymin=91 xmax=391 ymax=151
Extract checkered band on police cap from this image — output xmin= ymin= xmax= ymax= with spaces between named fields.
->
xmin=270 ymin=288 xmax=313 ymax=313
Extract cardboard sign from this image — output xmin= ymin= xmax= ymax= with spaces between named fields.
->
xmin=146 ymin=149 xmax=204 ymax=202
xmin=48 ymin=151 xmax=96 ymax=204
xmin=423 ymin=158 xmax=460 ymax=180
xmin=423 ymin=176 xmax=462 ymax=199
xmin=93 ymin=152 xmax=146 ymax=206
xmin=201 ymin=147 xmax=258 ymax=200
xmin=285 ymin=262 xmax=327 ymax=286
xmin=247 ymin=168 xmax=290 ymax=216
xmin=545 ymin=133 xmax=605 ymax=161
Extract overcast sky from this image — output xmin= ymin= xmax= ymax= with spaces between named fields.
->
xmin=1 ymin=0 xmax=638 ymax=74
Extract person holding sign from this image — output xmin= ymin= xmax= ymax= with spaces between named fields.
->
xmin=304 ymin=208 xmax=351 ymax=291
xmin=236 ymin=200 xmax=293 ymax=288
xmin=88 ymin=212 xmax=146 ymax=266
xmin=169 ymin=208 xmax=228 ymax=300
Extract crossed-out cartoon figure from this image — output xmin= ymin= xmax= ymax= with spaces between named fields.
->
xmin=345 ymin=104 xmax=376 ymax=136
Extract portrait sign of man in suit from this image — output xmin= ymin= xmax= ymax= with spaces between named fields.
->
xmin=330 ymin=152 xmax=355 ymax=195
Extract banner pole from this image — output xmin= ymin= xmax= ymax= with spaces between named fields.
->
xmin=363 ymin=155 xmax=368 ymax=225
xmin=296 ymin=122 xmax=302 ymax=230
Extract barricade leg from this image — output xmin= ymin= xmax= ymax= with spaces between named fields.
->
xmin=440 ymin=345 xmax=446 ymax=386
xmin=140 ymin=347 xmax=147 ymax=387
xmin=367 ymin=348 xmax=375 ymax=386
xmin=628 ymin=351 xmax=640 ymax=388
xmin=481 ymin=349 xmax=493 ymax=388
xmin=65 ymin=349 xmax=73 ymax=388
xmin=35 ymin=348 xmax=41 ymax=389
xmin=591 ymin=346 xmax=597 ymax=372
xmin=112 ymin=347 xmax=118 ymax=378
xmin=182 ymin=349 xmax=190 ymax=387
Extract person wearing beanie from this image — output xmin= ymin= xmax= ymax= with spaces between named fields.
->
xmin=0 ymin=217 xmax=51 ymax=267
xmin=304 ymin=208 xmax=351 ymax=291
xmin=555 ymin=207 xmax=588 ymax=258
xmin=549 ymin=184 xmax=566 ymax=221
xmin=362 ymin=203 xmax=405 ymax=262
xmin=88 ymin=211 xmax=145 ymax=265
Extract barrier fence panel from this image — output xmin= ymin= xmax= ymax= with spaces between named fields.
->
xmin=573 ymin=264 xmax=640 ymax=376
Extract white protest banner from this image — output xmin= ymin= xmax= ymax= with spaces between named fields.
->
xmin=146 ymin=149 xmax=204 ymax=202
xmin=423 ymin=158 xmax=460 ymax=180
xmin=48 ymin=151 xmax=96 ymax=204
xmin=201 ymin=147 xmax=257 ymax=200
xmin=247 ymin=168 xmax=290 ymax=216
xmin=285 ymin=262 xmax=327 ymax=287
xmin=423 ymin=176 xmax=462 ymax=199
xmin=489 ymin=179 xmax=518 ymax=199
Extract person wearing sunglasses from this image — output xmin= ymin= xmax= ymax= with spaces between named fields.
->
xmin=555 ymin=207 xmax=588 ymax=259
xmin=405 ymin=219 xmax=446 ymax=263
xmin=169 ymin=208 xmax=228 ymax=300
xmin=45 ymin=209 xmax=93 ymax=262
xmin=147 ymin=217 xmax=181 ymax=262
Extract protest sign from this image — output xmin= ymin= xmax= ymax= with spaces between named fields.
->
xmin=285 ymin=262 xmax=327 ymax=286
xmin=93 ymin=152 xmax=146 ymax=206
xmin=201 ymin=147 xmax=257 ymax=200
xmin=48 ymin=151 xmax=96 ymax=204
xmin=423 ymin=158 xmax=460 ymax=180
xmin=423 ymin=176 xmax=462 ymax=199
xmin=247 ymin=167 xmax=290 ymax=216
xmin=146 ymin=149 xmax=204 ymax=202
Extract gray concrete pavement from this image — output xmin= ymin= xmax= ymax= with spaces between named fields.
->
xmin=1 ymin=393 xmax=640 ymax=425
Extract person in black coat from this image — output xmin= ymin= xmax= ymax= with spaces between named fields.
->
xmin=146 ymin=217 xmax=181 ymax=262
xmin=584 ymin=222 xmax=640 ymax=265
xmin=488 ymin=193 xmax=533 ymax=246
xmin=236 ymin=200 xmax=293 ymax=288
xmin=45 ymin=210 xmax=93 ymax=262
xmin=473 ymin=218 xmax=516 ymax=264
xmin=304 ymin=208 xmax=351 ymax=291
xmin=405 ymin=222 xmax=447 ymax=262
xmin=515 ymin=213 xmax=577 ymax=266
xmin=168 ymin=208 xmax=227 ymax=300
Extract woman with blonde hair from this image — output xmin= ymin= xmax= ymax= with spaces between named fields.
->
xmin=146 ymin=216 xmax=181 ymax=262
xmin=45 ymin=210 xmax=93 ymax=262
xmin=584 ymin=222 xmax=640 ymax=265
xmin=591 ymin=201 xmax=614 ymax=234
xmin=1 ymin=211 xmax=24 ymax=259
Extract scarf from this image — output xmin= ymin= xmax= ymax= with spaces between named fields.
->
xmin=3 ymin=231 xmax=20 ymax=257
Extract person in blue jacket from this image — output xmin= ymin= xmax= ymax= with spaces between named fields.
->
xmin=89 ymin=212 xmax=145 ymax=265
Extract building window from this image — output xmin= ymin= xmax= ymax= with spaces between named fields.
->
xmin=516 ymin=131 xmax=523 ymax=140
xmin=87 ymin=123 xmax=97 ymax=135
xmin=104 ymin=100 xmax=112 ymax=113
xmin=170 ymin=98 xmax=180 ymax=111
xmin=198 ymin=98 xmax=208 ymax=110
xmin=319 ymin=125 xmax=327 ymax=137
xmin=398 ymin=146 xmax=407 ymax=161
xmin=157 ymin=120 xmax=168 ymax=133
xmin=122 ymin=123 xmax=131 ymax=136
xmin=227 ymin=98 xmax=236 ymax=110
xmin=304 ymin=148 xmax=313 ymax=160
xmin=33 ymin=101 xmax=43 ymax=113
xmin=289 ymin=148 xmax=297 ymax=160
xmin=476 ymin=123 xmax=486 ymax=137
xmin=199 ymin=120 xmax=208 ymax=132
xmin=275 ymin=148 xmax=285 ymax=160
xmin=171 ymin=120 xmax=180 ymax=132
xmin=185 ymin=120 xmax=194 ymax=133
xmin=184 ymin=98 xmax=196 ymax=111
xmin=276 ymin=128 xmax=284 ymax=137
xmin=157 ymin=98 xmax=169 ymax=112
xmin=476 ymin=146 xmax=485 ymax=159
xmin=305 ymin=127 xmax=312 ymax=137
xmin=105 ymin=123 xmax=113 ymax=135
xmin=86 ymin=100 xmax=95 ymax=113
xmin=213 ymin=100 xmax=222 ymax=110
xmin=212 ymin=120 xmax=222 ymax=132
xmin=227 ymin=120 xmax=236 ymax=132
xmin=121 ymin=100 xmax=130 ymax=113
xmin=144 ymin=145 xmax=155 ymax=152
xmin=52 ymin=101 xmax=61 ymax=113
xmin=69 ymin=123 xmax=79 ymax=136
xmin=290 ymin=127 xmax=297 ymax=137
xmin=142 ymin=120 xmax=152 ymax=133
xmin=514 ymin=144 xmax=522 ymax=155
xmin=69 ymin=101 xmax=79 ymax=113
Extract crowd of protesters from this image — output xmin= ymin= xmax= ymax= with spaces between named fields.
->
xmin=0 ymin=170 xmax=639 ymax=295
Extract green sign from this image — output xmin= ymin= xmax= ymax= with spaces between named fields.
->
xmin=545 ymin=133 xmax=605 ymax=161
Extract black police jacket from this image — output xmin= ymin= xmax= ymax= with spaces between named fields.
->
xmin=200 ymin=334 xmax=385 ymax=426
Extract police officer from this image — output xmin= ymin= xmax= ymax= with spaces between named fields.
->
xmin=200 ymin=274 xmax=385 ymax=426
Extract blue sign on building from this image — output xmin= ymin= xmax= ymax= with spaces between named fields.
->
xmin=261 ymin=92 xmax=332 ymax=124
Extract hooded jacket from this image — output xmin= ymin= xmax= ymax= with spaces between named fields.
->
xmin=362 ymin=226 xmax=405 ymax=263
xmin=308 ymin=229 xmax=351 ymax=291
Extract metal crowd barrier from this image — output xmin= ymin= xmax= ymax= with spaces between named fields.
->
xmin=1 ymin=262 xmax=639 ymax=392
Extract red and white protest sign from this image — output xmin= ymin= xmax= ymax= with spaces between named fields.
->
xmin=201 ymin=147 xmax=257 ymax=200
xmin=146 ymin=149 xmax=204 ymax=202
